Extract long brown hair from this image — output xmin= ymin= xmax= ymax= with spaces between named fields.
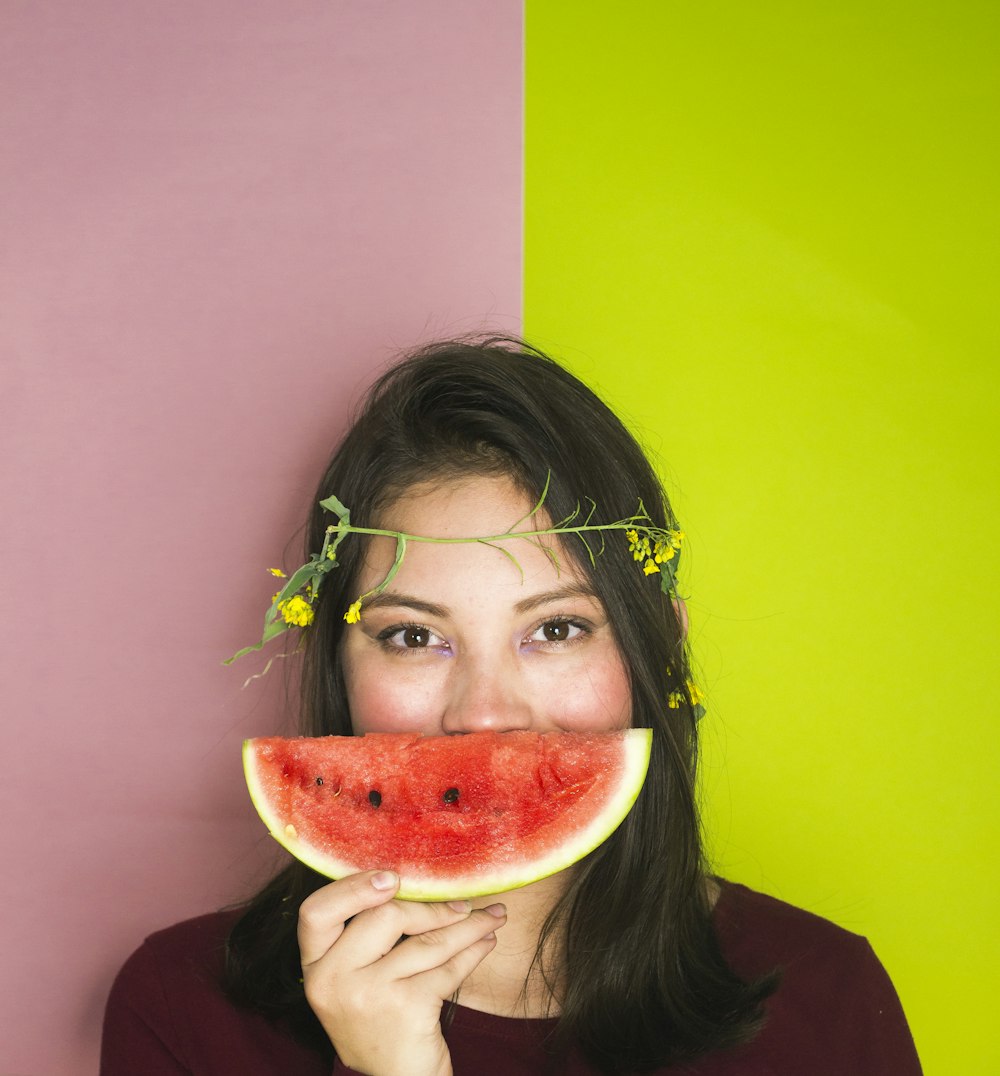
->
xmin=224 ymin=337 xmax=775 ymax=1071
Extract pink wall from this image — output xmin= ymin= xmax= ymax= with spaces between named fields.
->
xmin=0 ymin=3 xmax=522 ymax=1072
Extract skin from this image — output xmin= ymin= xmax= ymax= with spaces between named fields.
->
xmin=298 ymin=476 xmax=634 ymax=1076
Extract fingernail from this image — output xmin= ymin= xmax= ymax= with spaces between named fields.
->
xmin=371 ymin=871 xmax=398 ymax=891
xmin=484 ymin=903 xmax=507 ymax=918
xmin=447 ymin=900 xmax=472 ymax=913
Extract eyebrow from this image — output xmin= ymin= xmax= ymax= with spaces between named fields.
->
xmin=513 ymin=583 xmax=599 ymax=614
xmin=361 ymin=592 xmax=449 ymax=618
xmin=360 ymin=582 xmax=600 ymax=619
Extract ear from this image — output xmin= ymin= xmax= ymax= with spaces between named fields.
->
xmin=672 ymin=598 xmax=689 ymax=638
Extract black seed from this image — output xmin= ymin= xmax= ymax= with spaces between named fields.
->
xmin=368 ymin=790 xmax=382 ymax=807
xmin=315 ymin=776 xmax=324 ymax=786
xmin=443 ymin=787 xmax=460 ymax=804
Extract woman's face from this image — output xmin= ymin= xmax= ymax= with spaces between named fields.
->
xmin=341 ymin=475 xmax=632 ymax=736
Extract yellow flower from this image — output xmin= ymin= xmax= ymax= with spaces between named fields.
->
xmin=277 ymin=595 xmax=314 ymax=627
xmin=667 ymin=683 xmax=705 ymax=711
xmin=268 ymin=567 xmax=286 ymax=577
xmin=629 ymin=533 xmax=651 ymax=561
xmin=643 ymin=558 xmax=660 ymax=575
xmin=653 ymin=540 xmax=676 ymax=563
xmin=669 ymin=529 xmax=685 ymax=549
xmin=344 ymin=599 xmax=362 ymax=624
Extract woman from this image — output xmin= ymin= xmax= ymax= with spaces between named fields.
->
xmin=102 ymin=337 xmax=921 ymax=1074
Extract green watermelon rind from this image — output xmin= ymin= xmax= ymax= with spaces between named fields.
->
xmin=243 ymin=729 xmax=652 ymax=901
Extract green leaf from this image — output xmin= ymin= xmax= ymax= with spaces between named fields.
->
xmin=283 ymin=559 xmax=324 ymax=597
xmin=374 ymin=535 xmax=407 ymax=594
xmin=574 ymin=532 xmax=597 ymax=566
xmin=319 ymin=493 xmax=351 ymax=524
xmin=223 ymin=617 xmax=290 ymax=665
xmin=510 ymin=470 xmax=551 ymax=531
xmin=477 ymin=539 xmax=525 ymax=582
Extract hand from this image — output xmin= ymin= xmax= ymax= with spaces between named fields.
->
xmin=298 ymin=870 xmax=506 ymax=1076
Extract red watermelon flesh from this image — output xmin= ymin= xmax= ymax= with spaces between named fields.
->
xmin=244 ymin=729 xmax=652 ymax=900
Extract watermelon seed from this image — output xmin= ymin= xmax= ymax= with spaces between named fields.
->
xmin=443 ymin=787 xmax=460 ymax=804
xmin=315 ymin=776 xmax=324 ymax=785
xmin=368 ymin=790 xmax=382 ymax=807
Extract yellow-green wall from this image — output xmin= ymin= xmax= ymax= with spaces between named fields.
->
xmin=524 ymin=4 xmax=998 ymax=1072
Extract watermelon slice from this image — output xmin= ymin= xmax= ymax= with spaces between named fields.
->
xmin=243 ymin=729 xmax=652 ymax=900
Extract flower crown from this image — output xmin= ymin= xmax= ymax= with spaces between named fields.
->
xmin=226 ymin=479 xmax=704 ymax=715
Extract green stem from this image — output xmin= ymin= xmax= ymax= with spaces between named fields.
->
xmin=326 ymin=520 xmax=668 ymax=546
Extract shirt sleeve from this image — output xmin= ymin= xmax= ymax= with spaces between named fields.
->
xmin=754 ymin=930 xmax=923 ymax=1075
xmin=715 ymin=883 xmax=922 ymax=1075
xmin=100 ymin=941 xmax=192 ymax=1075
xmin=840 ymin=939 xmax=922 ymax=1075
xmin=102 ymin=921 xmax=353 ymax=1076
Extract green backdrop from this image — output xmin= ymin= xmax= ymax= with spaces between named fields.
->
xmin=524 ymin=3 xmax=998 ymax=1072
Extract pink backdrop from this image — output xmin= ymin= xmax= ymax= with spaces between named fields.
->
xmin=1 ymin=3 xmax=522 ymax=1072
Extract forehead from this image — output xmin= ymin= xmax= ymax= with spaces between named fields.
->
xmin=376 ymin=475 xmax=534 ymax=535
xmin=360 ymin=474 xmax=584 ymax=591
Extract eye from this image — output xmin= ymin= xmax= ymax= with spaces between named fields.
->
xmin=376 ymin=623 xmax=447 ymax=651
xmin=399 ymin=626 xmax=431 ymax=648
xmin=527 ymin=618 xmax=587 ymax=644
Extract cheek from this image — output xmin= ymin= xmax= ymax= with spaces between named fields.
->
xmin=343 ymin=654 xmax=442 ymax=735
xmin=541 ymin=651 xmax=633 ymax=732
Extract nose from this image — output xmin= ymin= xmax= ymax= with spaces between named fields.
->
xmin=440 ymin=653 xmax=534 ymax=734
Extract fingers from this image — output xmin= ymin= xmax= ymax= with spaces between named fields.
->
xmin=299 ymin=872 xmax=508 ymax=1022
xmin=408 ymin=922 xmax=500 ymax=1001
xmin=298 ymin=874 xmax=506 ymax=1074
xmin=298 ymin=870 xmax=400 ymax=966
xmin=333 ymin=897 xmax=502 ymax=971
xmin=380 ymin=903 xmax=506 ymax=1002
xmin=298 ymin=871 xmax=507 ymax=976
xmin=378 ymin=903 xmax=507 ymax=981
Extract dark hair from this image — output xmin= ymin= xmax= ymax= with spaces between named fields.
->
xmin=224 ymin=336 xmax=776 ymax=1071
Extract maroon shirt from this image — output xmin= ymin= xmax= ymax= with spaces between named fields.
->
xmin=101 ymin=881 xmax=921 ymax=1074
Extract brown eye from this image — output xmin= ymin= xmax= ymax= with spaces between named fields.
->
xmin=377 ymin=623 xmax=449 ymax=653
xmin=402 ymin=627 xmax=430 ymax=648
xmin=529 ymin=619 xmax=586 ymax=645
